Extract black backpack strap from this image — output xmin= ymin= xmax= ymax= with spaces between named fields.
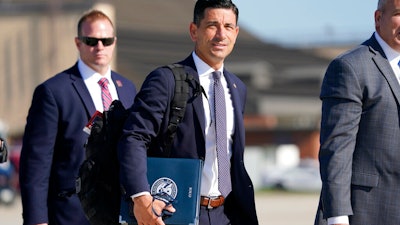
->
xmin=164 ymin=64 xmax=190 ymax=156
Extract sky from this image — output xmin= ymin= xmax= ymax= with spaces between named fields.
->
xmin=233 ymin=0 xmax=377 ymax=47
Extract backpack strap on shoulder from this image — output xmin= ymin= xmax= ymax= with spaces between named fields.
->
xmin=164 ymin=63 xmax=190 ymax=156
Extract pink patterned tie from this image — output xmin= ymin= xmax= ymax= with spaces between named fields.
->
xmin=213 ymin=71 xmax=232 ymax=197
xmin=98 ymin=78 xmax=112 ymax=111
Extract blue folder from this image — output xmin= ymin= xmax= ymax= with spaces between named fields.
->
xmin=119 ymin=157 xmax=203 ymax=225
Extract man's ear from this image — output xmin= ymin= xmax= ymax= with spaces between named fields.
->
xmin=374 ymin=10 xmax=381 ymax=30
xmin=75 ymin=37 xmax=81 ymax=48
xmin=189 ymin=22 xmax=198 ymax=42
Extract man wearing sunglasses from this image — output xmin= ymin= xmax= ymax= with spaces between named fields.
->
xmin=19 ymin=9 xmax=137 ymax=225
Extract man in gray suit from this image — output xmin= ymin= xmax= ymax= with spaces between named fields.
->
xmin=315 ymin=0 xmax=400 ymax=224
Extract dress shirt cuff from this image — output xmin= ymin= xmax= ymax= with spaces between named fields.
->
xmin=328 ymin=216 xmax=349 ymax=225
xmin=130 ymin=191 xmax=151 ymax=201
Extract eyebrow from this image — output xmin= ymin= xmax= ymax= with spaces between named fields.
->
xmin=206 ymin=20 xmax=236 ymax=27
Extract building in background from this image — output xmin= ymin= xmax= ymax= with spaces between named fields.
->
xmin=0 ymin=0 xmax=352 ymax=191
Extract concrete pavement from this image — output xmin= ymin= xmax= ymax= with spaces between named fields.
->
xmin=1 ymin=191 xmax=320 ymax=225
xmin=256 ymin=191 xmax=319 ymax=225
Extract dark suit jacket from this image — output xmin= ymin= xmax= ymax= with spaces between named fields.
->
xmin=19 ymin=63 xmax=136 ymax=225
xmin=315 ymin=34 xmax=400 ymax=225
xmin=118 ymin=55 xmax=258 ymax=225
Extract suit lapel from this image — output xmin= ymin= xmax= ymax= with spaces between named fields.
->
xmin=224 ymin=72 xmax=245 ymax=149
xmin=111 ymin=73 xmax=130 ymax=107
xmin=188 ymin=68 xmax=207 ymax=140
xmin=368 ymin=37 xmax=400 ymax=105
xmin=179 ymin=56 xmax=207 ymax=141
xmin=69 ymin=65 xmax=97 ymax=117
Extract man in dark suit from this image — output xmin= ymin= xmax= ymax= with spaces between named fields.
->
xmin=315 ymin=0 xmax=400 ymax=224
xmin=19 ymin=10 xmax=136 ymax=225
xmin=118 ymin=0 xmax=258 ymax=225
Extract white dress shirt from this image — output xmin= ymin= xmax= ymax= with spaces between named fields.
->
xmin=192 ymin=52 xmax=235 ymax=197
xmin=78 ymin=59 xmax=119 ymax=112
xmin=375 ymin=32 xmax=400 ymax=84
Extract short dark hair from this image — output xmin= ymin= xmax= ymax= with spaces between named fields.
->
xmin=377 ymin=0 xmax=387 ymax=11
xmin=77 ymin=9 xmax=115 ymax=37
xmin=193 ymin=0 xmax=239 ymax=26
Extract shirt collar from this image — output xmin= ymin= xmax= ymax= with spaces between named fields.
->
xmin=192 ymin=52 xmax=224 ymax=77
xmin=374 ymin=32 xmax=400 ymax=62
xmin=77 ymin=58 xmax=112 ymax=82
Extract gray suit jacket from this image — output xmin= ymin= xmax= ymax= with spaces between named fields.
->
xmin=315 ymin=34 xmax=400 ymax=225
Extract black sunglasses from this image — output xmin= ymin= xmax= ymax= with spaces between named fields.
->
xmin=79 ymin=36 xmax=115 ymax=47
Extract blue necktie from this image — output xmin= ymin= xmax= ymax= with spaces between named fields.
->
xmin=213 ymin=71 xmax=232 ymax=197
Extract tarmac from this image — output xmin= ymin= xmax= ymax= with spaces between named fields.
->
xmin=1 ymin=191 xmax=320 ymax=225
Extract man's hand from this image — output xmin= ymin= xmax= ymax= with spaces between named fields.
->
xmin=133 ymin=194 xmax=176 ymax=225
